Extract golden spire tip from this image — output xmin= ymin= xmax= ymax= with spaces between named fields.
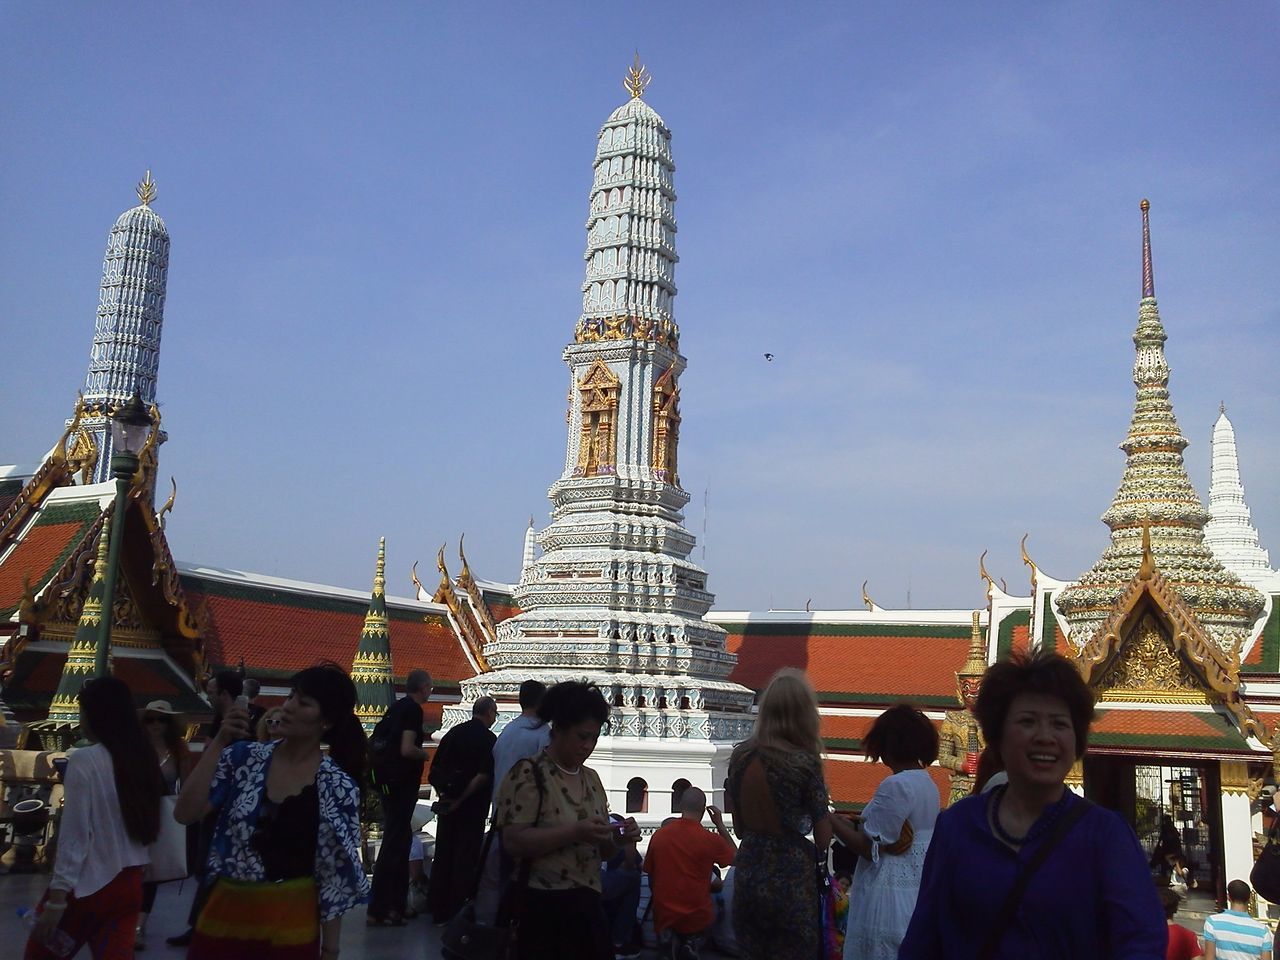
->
xmin=623 ymin=51 xmax=652 ymax=100
xmin=1140 ymin=198 xmax=1150 ymax=212
xmin=136 ymin=170 xmax=157 ymax=206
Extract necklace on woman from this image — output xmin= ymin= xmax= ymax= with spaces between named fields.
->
xmin=553 ymin=759 xmax=581 ymax=776
xmin=991 ymin=784 xmax=1070 ymax=847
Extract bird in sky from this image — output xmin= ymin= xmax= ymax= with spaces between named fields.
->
xmin=764 ymin=353 xmax=774 ymax=362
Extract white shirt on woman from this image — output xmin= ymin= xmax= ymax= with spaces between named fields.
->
xmin=51 ymin=743 xmax=149 ymax=898
xmin=843 ymin=767 xmax=940 ymax=960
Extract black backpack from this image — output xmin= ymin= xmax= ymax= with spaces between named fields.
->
xmin=368 ymin=705 xmax=405 ymax=783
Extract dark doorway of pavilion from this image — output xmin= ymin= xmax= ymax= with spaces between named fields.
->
xmin=1083 ymin=756 xmax=1223 ymax=903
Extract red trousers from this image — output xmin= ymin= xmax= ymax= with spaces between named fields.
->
xmin=24 ymin=866 xmax=143 ymax=960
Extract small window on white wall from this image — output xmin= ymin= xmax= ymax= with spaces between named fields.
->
xmin=626 ymin=777 xmax=648 ymax=813
xmin=671 ymin=778 xmax=692 ymax=813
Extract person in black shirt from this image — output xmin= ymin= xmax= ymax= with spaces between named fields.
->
xmin=426 ymin=697 xmax=498 ymax=925
xmin=367 ymin=669 xmax=432 ymax=925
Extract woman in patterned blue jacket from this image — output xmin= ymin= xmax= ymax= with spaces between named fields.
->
xmin=176 ymin=663 xmax=369 ymax=960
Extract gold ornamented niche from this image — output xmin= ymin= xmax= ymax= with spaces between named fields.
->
xmin=652 ymin=367 xmax=680 ymax=485
xmin=1096 ymin=612 xmax=1204 ymax=703
xmin=574 ymin=361 xmax=620 ymax=477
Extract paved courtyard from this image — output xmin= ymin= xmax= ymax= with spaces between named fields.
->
xmin=0 ymin=870 xmax=744 ymax=959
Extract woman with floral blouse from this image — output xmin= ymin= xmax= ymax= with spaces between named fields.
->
xmin=495 ymin=681 xmax=641 ymax=960
xmin=176 ymin=663 xmax=369 ymax=960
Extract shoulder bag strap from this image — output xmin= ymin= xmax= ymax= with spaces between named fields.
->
xmin=976 ymin=797 xmax=1094 ymax=960
xmin=495 ymin=758 xmax=547 ymax=927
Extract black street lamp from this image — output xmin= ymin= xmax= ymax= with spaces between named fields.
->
xmin=93 ymin=393 xmax=152 ymax=677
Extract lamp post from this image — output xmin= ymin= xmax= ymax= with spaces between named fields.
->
xmin=93 ymin=393 xmax=152 ymax=677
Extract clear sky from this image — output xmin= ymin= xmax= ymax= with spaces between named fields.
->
xmin=2 ymin=3 xmax=1278 ymax=612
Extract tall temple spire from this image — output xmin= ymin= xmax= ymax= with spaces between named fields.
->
xmin=72 ymin=174 xmax=172 ymax=484
xmin=1057 ymin=202 xmax=1265 ymax=647
xmin=449 ymin=68 xmax=752 ymax=780
xmin=351 ymin=537 xmax=396 ymax=732
xmin=48 ymin=516 xmax=113 ymax=724
xmin=1204 ymin=406 xmax=1272 ymax=580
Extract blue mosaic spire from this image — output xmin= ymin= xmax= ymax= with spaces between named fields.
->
xmin=74 ymin=172 xmax=171 ymax=483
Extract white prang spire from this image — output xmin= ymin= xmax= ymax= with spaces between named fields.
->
xmin=1204 ymin=405 xmax=1272 ymax=579
xmin=520 ymin=516 xmax=537 ymax=583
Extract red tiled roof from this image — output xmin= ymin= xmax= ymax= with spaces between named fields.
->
xmin=823 ymin=759 xmax=952 ymax=810
xmin=0 ymin=501 xmax=103 ymax=618
xmin=722 ymin=622 xmax=970 ymax=706
xmin=181 ymin=574 xmax=473 ymax=684
xmin=1009 ymin=624 xmax=1030 ymax=655
xmin=819 ymin=714 xmax=875 ymax=742
xmin=1089 ymin=707 xmax=1254 ymax=754
xmin=4 ymin=648 xmax=207 ymax=716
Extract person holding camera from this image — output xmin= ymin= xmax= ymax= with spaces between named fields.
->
xmin=426 ymin=696 xmax=498 ymax=925
xmin=644 ymin=786 xmax=737 ymax=960
xmin=495 ymin=681 xmax=641 ymax=960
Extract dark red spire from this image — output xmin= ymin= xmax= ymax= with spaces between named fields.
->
xmin=1141 ymin=198 xmax=1154 ymax=298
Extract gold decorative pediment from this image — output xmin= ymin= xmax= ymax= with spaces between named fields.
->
xmin=1096 ymin=613 xmax=1206 ymax=703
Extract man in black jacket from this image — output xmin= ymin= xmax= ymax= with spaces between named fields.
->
xmin=367 ymin=669 xmax=433 ymax=925
xmin=426 ymin=697 xmax=498 ymax=925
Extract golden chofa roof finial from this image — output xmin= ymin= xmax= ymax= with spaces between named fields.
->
xmin=136 ymin=170 xmax=157 ymax=206
xmin=623 ymin=51 xmax=652 ymax=100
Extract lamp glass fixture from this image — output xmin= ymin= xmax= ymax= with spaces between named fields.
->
xmin=109 ymin=394 xmax=151 ymax=455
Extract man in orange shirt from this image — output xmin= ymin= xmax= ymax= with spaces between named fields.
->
xmin=644 ymin=786 xmax=737 ymax=960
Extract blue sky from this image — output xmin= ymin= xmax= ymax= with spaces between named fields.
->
xmin=3 ymin=3 xmax=1278 ymax=611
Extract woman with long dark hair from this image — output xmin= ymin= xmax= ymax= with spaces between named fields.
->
xmin=135 ymin=699 xmax=193 ymax=949
xmin=494 ymin=680 xmax=641 ymax=960
xmin=176 ymin=662 xmax=369 ymax=960
xmin=25 ymin=676 xmax=164 ymax=959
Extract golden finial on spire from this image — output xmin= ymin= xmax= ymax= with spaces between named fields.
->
xmin=861 ymin=580 xmax=876 ymax=612
xmin=373 ymin=537 xmax=386 ymax=596
xmin=960 ymin=610 xmax=987 ymax=675
xmin=623 ymin=51 xmax=652 ymax=100
xmin=136 ymin=170 xmax=157 ymax=206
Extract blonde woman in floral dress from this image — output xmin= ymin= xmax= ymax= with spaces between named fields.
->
xmin=726 ymin=670 xmax=832 ymax=960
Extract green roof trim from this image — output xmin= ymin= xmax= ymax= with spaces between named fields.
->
xmin=179 ymin=572 xmax=452 ymax=628
xmin=1041 ymin=595 xmax=1062 ymax=652
xmin=1090 ymin=731 xmax=1253 ymax=752
xmin=0 ymin=478 xmax=25 ymax=496
xmin=1243 ymin=595 xmax=1280 ymax=675
xmin=720 ymin=621 xmax=971 ymax=640
xmin=1091 ymin=709 xmax=1253 ymax=752
xmin=823 ymin=737 xmax=864 ymax=752
xmin=0 ymin=499 xmax=102 ymax=620
xmin=819 ymin=690 xmax=960 ymax=708
xmin=996 ymin=607 xmax=1031 ymax=658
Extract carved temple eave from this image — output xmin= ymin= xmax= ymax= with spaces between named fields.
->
xmin=432 ymin=547 xmax=491 ymax=673
xmin=1071 ymin=565 xmax=1266 ymax=741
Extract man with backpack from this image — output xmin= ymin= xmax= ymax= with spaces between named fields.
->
xmin=367 ymin=669 xmax=433 ymax=925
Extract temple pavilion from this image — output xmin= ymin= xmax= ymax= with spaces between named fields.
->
xmin=2 ymin=65 xmax=1278 ymax=905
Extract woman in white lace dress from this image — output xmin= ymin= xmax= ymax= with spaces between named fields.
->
xmin=830 ymin=704 xmax=940 ymax=960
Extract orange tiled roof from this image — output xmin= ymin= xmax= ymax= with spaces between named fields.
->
xmin=822 ymin=759 xmax=952 ymax=811
xmin=4 ymin=647 xmax=207 ymax=715
xmin=0 ymin=500 xmax=103 ymax=620
xmin=1089 ymin=707 xmax=1254 ymax=755
xmin=819 ymin=714 xmax=875 ymax=744
xmin=180 ymin=573 xmax=473 ymax=685
xmin=722 ymin=621 xmax=970 ymax=706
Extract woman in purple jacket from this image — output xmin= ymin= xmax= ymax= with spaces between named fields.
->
xmin=898 ymin=650 xmax=1165 ymax=959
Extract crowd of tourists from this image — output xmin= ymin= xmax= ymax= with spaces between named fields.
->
xmin=18 ymin=650 xmax=1279 ymax=960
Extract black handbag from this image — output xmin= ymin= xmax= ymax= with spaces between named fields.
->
xmin=1250 ymin=816 xmax=1280 ymax=903
xmin=440 ymin=759 xmax=546 ymax=960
